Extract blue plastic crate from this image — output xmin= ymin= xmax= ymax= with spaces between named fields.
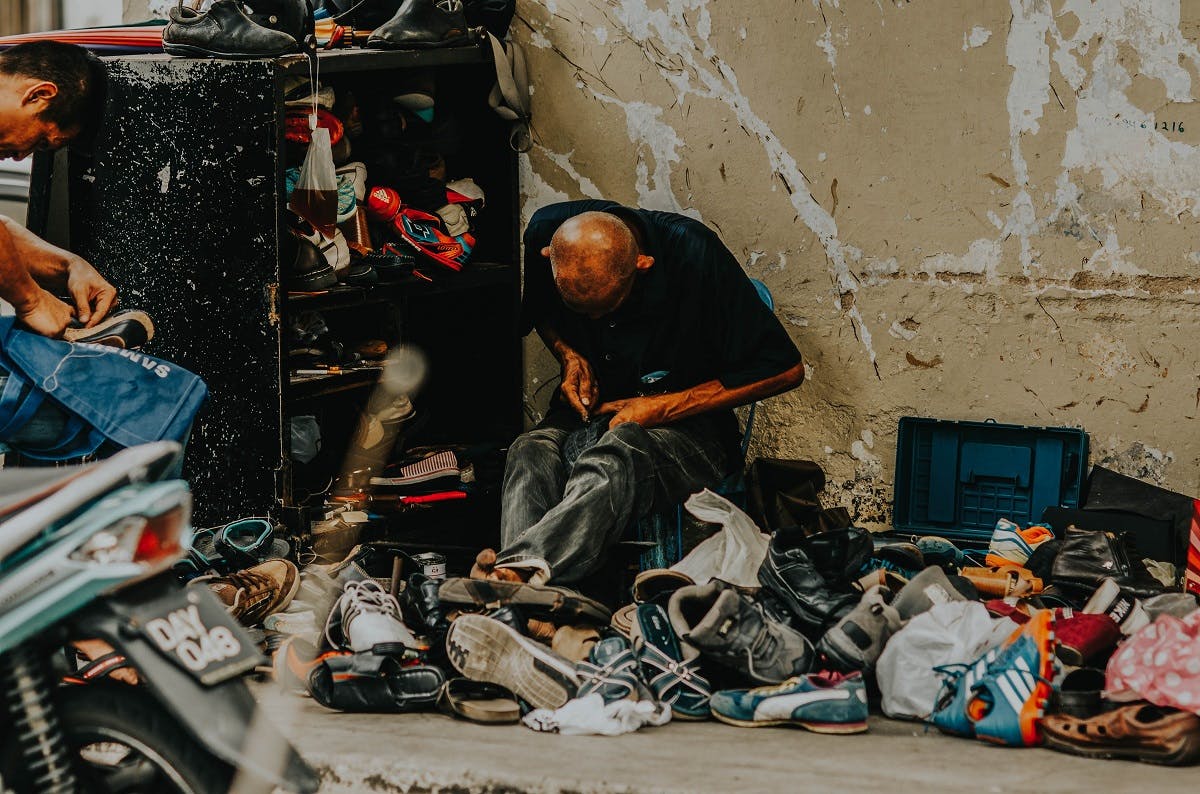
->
xmin=892 ymin=417 xmax=1088 ymax=546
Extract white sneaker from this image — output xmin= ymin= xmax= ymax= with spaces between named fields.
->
xmin=325 ymin=579 xmax=418 ymax=651
xmin=1083 ymin=577 xmax=1150 ymax=636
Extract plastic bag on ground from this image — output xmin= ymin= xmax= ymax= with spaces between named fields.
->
xmin=876 ymin=601 xmax=1018 ymax=720
xmin=669 ymin=489 xmax=770 ymax=587
xmin=1106 ymin=611 xmax=1200 ymax=713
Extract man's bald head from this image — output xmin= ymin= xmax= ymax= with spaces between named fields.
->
xmin=548 ymin=211 xmax=640 ymax=318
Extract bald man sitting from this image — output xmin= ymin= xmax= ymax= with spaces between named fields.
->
xmin=473 ymin=200 xmax=805 ymax=585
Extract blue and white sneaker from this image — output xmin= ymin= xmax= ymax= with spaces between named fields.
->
xmin=710 ymin=672 xmax=869 ymax=733
xmin=985 ymin=518 xmax=1053 ymax=568
xmin=930 ymin=647 xmax=1003 ymax=737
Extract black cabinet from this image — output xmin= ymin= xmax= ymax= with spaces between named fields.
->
xmin=31 ymin=46 xmax=522 ymax=539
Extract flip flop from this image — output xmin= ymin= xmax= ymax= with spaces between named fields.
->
xmin=438 ymin=678 xmax=520 ymax=724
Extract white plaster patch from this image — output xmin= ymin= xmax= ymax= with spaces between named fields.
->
xmin=1188 ymin=251 xmax=1200 ymax=266
xmin=593 ymin=92 xmax=699 ymax=217
xmin=538 ymin=147 xmax=603 ymax=199
xmin=738 ymin=27 xmax=747 ymax=40
xmin=518 ymin=153 xmax=569 ymax=230
xmin=157 ymin=163 xmax=171 ymax=194
xmin=818 ymin=152 xmax=827 ymax=162
xmin=592 ymin=27 xmax=609 ymax=45
xmin=529 ymin=30 xmax=552 ymax=49
xmin=963 ymin=26 xmax=992 ymax=50
xmin=1077 ymin=333 xmax=1138 ymax=378
xmin=863 ymin=105 xmax=872 ymax=116
xmin=888 ymin=320 xmax=917 ymax=341
xmin=920 ymin=239 xmax=1002 ymax=280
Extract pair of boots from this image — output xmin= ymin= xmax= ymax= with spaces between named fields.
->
xmin=164 ymin=0 xmax=472 ymax=59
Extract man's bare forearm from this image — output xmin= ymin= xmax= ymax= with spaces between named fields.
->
xmin=0 ymin=215 xmax=75 ymax=286
xmin=0 ymin=221 xmax=46 ymax=313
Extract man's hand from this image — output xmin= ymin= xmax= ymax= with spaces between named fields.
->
xmin=598 ymin=395 xmax=676 ymax=430
xmin=16 ymin=288 xmax=75 ymax=338
xmin=65 ymin=257 xmax=117 ymax=327
xmin=559 ymin=346 xmax=600 ymax=421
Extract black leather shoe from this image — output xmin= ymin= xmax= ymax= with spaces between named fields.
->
xmin=246 ymin=0 xmax=315 ymax=45
xmin=164 ymin=0 xmax=299 ymax=58
xmin=285 ymin=229 xmax=338 ymax=291
xmin=63 ymin=311 xmax=155 ymax=349
xmin=757 ymin=532 xmax=860 ymax=637
xmin=1051 ymin=526 xmax=1166 ymax=602
xmin=367 ymin=0 xmax=472 ymax=50
xmin=406 ymin=573 xmax=448 ymax=634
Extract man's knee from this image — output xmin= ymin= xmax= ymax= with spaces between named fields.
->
xmin=508 ymin=428 xmax=565 ymax=462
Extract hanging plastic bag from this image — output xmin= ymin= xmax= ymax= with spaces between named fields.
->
xmin=669 ymin=489 xmax=770 ymax=587
xmin=875 ymin=601 xmax=1017 ymax=720
xmin=288 ymin=125 xmax=338 ymax=237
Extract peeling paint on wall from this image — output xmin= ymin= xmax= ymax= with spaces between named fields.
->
xmin=511 ymin=0 xmax=1200 ymax=518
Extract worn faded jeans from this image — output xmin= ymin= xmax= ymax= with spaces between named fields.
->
xmin=497 ymin=410 xmax=733 ymax=584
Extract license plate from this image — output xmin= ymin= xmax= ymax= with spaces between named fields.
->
xmin=133 ymin=587 xmax=262 ymax=685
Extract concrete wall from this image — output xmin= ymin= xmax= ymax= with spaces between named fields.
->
xmin=514 ymin=0 xmax=1200 ymax=523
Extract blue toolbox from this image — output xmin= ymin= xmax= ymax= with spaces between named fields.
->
xmin=892 ymin=417 xmax=1089 ymax=546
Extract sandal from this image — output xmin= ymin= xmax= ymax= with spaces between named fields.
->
xmin=961 ymin=565 xmax=1043 ymax=598
xmin=63 ymin=651 xmax=135 ymax=685
xmin=1043 ymin=703 xmax=1200 ymax=765
xmin=308 ymin=646 xmax=443 ymax=713
xmin=438 ymin=678 xmax=520 ymax=724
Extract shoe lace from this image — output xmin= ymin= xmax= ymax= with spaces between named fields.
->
xmin=192 ymin=569 xmax=274 ymax=616
xmin=324 ymin=579 xmax=405 ymax=649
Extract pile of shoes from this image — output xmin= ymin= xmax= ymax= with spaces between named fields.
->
xmin=277 ymin=72 xmax=486 ymax=291
xmin=175 ymin=517 xmax=306 ymax=661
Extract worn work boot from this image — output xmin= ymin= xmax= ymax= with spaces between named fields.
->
xmin=670 ymin=581 xmax=814 ymax=685
xmin=758 ymin=533 xmax=859 ymax=637
xmin=366 ymin=0 xmax=471 ymax=49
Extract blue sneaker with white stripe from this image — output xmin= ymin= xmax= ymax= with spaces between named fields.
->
xmin=969 ymin=610 xmax=1057 ymax=746
xmin=930 ymin=647 xmax=1003 ymax=737
xmin=709 ymin=672 xmax=868 ymax=733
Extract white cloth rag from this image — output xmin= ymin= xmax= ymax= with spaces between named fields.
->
xmin=522 ymin=694 xmax=671 ymax=736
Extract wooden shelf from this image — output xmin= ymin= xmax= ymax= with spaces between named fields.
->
xmin=278 ymin=42 xmax=489 ymax=74
xmin=117 ymin=43 xmax=489 ymax=74
xmin=287 ymin=262 xmax=514 ymax=311
xmin=288 ymin=366 xmax=381 ymax=400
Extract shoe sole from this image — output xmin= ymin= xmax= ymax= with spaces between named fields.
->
xmin=63 ymin=311 xmax=155 ymax=348
xmin=292 ymin=266 xmax=339 ymax=292
xmin=163 ymin=43 xmax=296 ymax=59
xmin=1043 ymin=730 xmax=1200 ymax=766
xmin=445 ymin=614 xmax=579 ymax=711
xmin=439 ymin=578 xmax=611 ymax=624
xmin=365 ymin=35 xmax=473 ymax=50
xmin=711 ymin=710 xmax=868 ymax=734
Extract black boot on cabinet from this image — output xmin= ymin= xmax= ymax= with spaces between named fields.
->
xmin=164 ymin=0 xmax=299 ymax=58
xmin=366 ymin=0 xmax=472 ymax=50
xmin=246 ymin=0 xmax=316 ymax=46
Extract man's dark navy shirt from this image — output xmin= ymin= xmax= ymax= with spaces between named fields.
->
xmin=522 ymin=200 xmax=802 ymax=454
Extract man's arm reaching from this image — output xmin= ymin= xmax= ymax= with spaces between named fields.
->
xmin=0 ymin=221 xmax=76 ymax=337
xmin=598 ymin=361 xmax=805 ymax=430
xmin=537 ymin=322 xmax=599 ymax=421
xmin=0 ymin=215 xmax=116 ymax=327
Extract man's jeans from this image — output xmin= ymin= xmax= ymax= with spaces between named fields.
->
xmin=0 ymin=375 xmax=67 ymax=450
xmin=498 ymin=411 xmax=732 ymax=583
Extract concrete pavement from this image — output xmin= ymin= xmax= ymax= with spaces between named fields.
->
xmin=257 ymin=689 xmax=1191 ymax=793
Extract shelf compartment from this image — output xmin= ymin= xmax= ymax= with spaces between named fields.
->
xmin=289 ymin=366 xmax=382 ymax=400
xmin=287 ymin=261 xmax=515 ymax=311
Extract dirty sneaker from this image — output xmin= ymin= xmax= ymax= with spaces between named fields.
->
xmin=192 ymin=559 xmax=299 ymax=626
xmin=630 ymin=603 xmax=711 ymax=720
xmin=576 ymin=637 xmax=644 ymax=704
xmin=326 ymin=579 xmax=420 ymax=652
xmin=710 ymin=671 xmax=869 ymax=733
xmin=445 ymin=614 xmax=579 ymax=711
xmin=670 ymin=581 xmax=814 ymax=685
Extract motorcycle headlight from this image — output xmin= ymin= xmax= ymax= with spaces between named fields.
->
xmin=70 ymin=496 xmax=192 ymax=571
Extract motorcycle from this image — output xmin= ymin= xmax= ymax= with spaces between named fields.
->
xmin=0 ymin=442 xmax=318 ymax=794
